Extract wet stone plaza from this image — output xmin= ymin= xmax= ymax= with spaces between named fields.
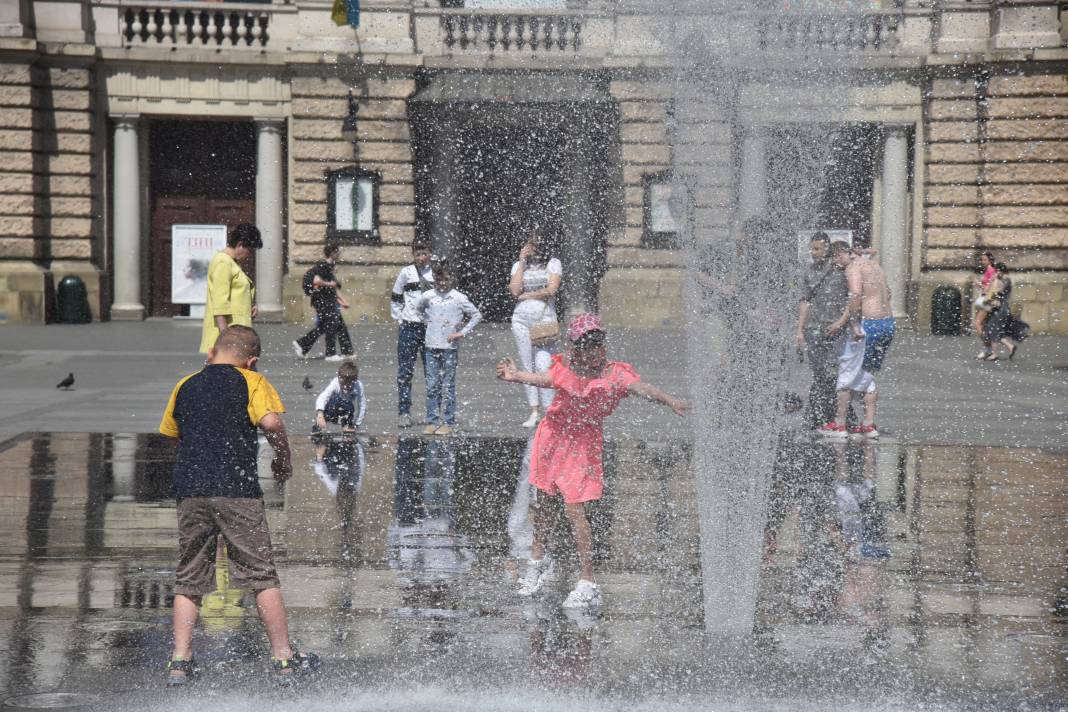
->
xmin=0 ymin=431 xmax=1063 ymax=710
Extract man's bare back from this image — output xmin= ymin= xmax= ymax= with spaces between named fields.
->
xmin=846 ymin=257 xmax=892 ymax=320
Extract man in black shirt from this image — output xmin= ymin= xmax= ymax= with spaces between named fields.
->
xmin=293 ymin=243 xmax=353 ymax=361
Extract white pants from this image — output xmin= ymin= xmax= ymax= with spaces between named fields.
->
xmin=836 ymin=333 xmax=876 ymax=394
xmin=507 ymin=437 xmax=536 ymax=559
xmin=511 ymin=310 xmax=555 ymax=408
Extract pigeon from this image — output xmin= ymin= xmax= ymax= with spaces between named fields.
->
xmin=302 ymin=376 xmax=313 ymax=391
xmin=56 ymin=373 xmax=74 ymax=390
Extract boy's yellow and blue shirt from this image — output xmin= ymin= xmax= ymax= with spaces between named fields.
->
xmin=160 ymin=364 xmax=284 ymax=499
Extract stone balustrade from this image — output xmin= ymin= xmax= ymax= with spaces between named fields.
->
xmin=756 ymin=10 xmax=900 ymax=54
xmin=438 ymin=10 xmax=584 ymax=53
xmin=118 ymin=1 xmax=273 ymax=49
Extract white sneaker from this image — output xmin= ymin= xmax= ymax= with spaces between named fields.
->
xmin=325 ymin=354 xmax=346 ymax=362
xmin=517 ymin=557 xmax=554 ymax=597
xmin=562 ymin=579 xmax=601 ymax=608
xmin=521 ymin=409 xmax=540 ymax=428
xmin=292 ymin=341 xmax=307 ymax=358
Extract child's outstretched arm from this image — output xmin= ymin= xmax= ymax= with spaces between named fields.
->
xmin=496 ymin=357 xmax=553 ymax=389
xmin=628 ymin=381 xmax=689 ymax=417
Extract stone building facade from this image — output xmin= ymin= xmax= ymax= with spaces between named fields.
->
xmin=0 ymin=0 xmax=1067 ymax=333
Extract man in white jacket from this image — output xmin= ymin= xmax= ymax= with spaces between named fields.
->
xmin=390 ymin=241 xmax=433 ymax=429
xmin=415 ymin=260 xmax=482 ymax=436
xmin=312 ymin=360 xmax=366 ymax=434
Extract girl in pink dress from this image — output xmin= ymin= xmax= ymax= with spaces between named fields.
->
xmin=496 ymin=313 xmax=688 ymax=608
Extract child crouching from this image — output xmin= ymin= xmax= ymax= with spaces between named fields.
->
xmin=313 ymin=360 xmax=366 ymax=435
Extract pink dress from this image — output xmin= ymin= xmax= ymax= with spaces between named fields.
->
xmin=528 ymin=355 xmax=640 ymax=503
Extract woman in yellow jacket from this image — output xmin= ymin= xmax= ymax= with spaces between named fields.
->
xmin=199 ymin=223 xmax=263 ymax=354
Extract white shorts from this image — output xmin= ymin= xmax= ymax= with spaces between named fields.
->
xmin=836 ymin=334 xmax=876 ymax=394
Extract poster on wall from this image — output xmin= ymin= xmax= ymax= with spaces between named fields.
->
xmin=171 ymin=224 xmax=228 ymax=306
xmin=797 ymin=229 xmax=853 ymax=265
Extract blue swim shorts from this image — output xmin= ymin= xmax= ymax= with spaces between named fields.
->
xmin=861 ymin=317 xmax=895 ymax=372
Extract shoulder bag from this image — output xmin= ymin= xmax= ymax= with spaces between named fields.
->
xmin=529 ymin=303 xmax=560 ymax=346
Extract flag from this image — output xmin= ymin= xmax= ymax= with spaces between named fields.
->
xmin=331 ymin=0 xmax=360 ymax=29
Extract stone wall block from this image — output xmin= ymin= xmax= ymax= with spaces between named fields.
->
xmin=0 ymin=216 xmax=33 ymax=236
xmin=622 ymin=144 xmax=671 ymax=165
xmin=40 ymin=89 xmax=90 ymax=112
xmin=49 ymin=239 xmax=92 ymax=258
xmin=379 ymin=205 xmax=413 ymax=225
xmin=291 ymin=181 xmax=326 ymax=203
xmin=0 ymin=238 xmax=34 ymax=257
xmin=293 ymin=202 xmax=325 ymax=223
xmin=292 ymin=139 xmax=355 ymax=162
xmin=358 ymin=142 xmax=412 ymax=162
xmin=293 ymin=159 xmax=412 ymax=184
xmin=44 ymin=154 xmax=91 ymax=175
xmin=927 ymin=207 xmax=980 ymax=226
xmin=1047 ymin=304 xmax=1068 ymax=334
xmin=927 ymin=185 xmax=980 ymax=205
xmin=986 ymin=119 xmax=1068 ymax=140
xmin=50 ymin=217 xmax=93 ymax=237
xmin=48 ymin=197 xmax=93 ymax=216
xmin=987 ymin=74 xmax=1068 ymax=97
xmin=378 ymin=225 xmax=414 ymax=244
xmin=0 ymin=65 xmax=32 ymax=86
xmin=621 ymin=123 xmax=669 ymax=144
xmin=0 ymin=174 xmax=32 ymax=193
xmin=981 ymin=206 xmax=1068 ymax=226
xmin=983 ymin=184 xmax=1068 ymax=205
xmin=928 ymin=143 xmax=981 ymax=163
xmin=986 ymin=140 xmax=1068 ymax=162
xmin=928 ymin=100 xmax=978 ymax=121
xmin=0 ymin=108 xmax=32 ymax=129
xmin=50 ymin=112 xmax=92 ymax=132
xmin=926 ymin=164 xmax=979 ymax=184
xmin=49 ymin=176 xmax=92 ymax=195
xmin=928 ymin=121 xmax=978 ymax=142
xmin=0 ymin=85 xmax=32 ymax=107
xmin=925 ymin=227 xmax=977 ymax=247
xmin=986 ymin=97 xmax=1068 ymax=119
xmin=0 ymin=194 xmax=33 ymax=214
xmin=985 ymin=162 xmax=1068 ymax=183
xmin=379 ymin=184 xmax=414 ymax=204
xmin=0 ymin=153 xmax=32 ymax=171
xmin=929 ymin=78 xmax=976 ymax=99
xmin=620 ymin=101 xmax=669 ymax=123
xmin=611 ymin=81 xmax=675 ymax=101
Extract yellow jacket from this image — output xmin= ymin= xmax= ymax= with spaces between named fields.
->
xmin=199 ymin=251 xmax=255 ymax=353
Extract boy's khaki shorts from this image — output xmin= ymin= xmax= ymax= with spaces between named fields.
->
xmin=175 ymin=497 xmax=281 ymax=597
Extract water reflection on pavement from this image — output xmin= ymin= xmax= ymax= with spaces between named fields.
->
xmin=0 ymin=432 xmax=1062 ymax=708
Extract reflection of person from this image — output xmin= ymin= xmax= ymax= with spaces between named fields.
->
xmin=795 ymin=232 xmax=849 ymax=429
xmin=508 ymin=234 xmax=563 ymax=429
xmin=497 ymin=314 xmax=688 ymax=608
xmin=199 ymin=224 xmax=262 ymax=354
xmin=391 ymin=241 xmax=434 ymax=429
xmin=416 ymin=260 xmax=482 ymax=436
xmin=315 ymin=438 xmax=366 ymax=565
xmin=820 ymin=244 xmax=893 ymax=439
xmin=159 ymin=326 xmax=319 ymax=685
xmin=313 ymin=360 xmax=366 ymax=435
xmin=293 ymin=243 xmax=353 ymax=362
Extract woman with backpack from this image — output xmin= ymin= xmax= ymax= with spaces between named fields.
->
xmin=292 ymin=243 xmax=353 ymax=361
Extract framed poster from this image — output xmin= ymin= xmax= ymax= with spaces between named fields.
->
xmin=327 ymin=168 xmax=380 ymax=243
xmin=171 ymin=224 xmax=228 ymax=305
xmin=797 ymin=229 xmax=853 ymax=264
xmin=642 ymin=171 xmax=689 ymax=249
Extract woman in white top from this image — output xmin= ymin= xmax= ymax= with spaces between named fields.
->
xmin=508 ymin=236 xmax=563 ymax=428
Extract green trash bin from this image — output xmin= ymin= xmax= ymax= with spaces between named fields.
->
xmin=56 ymin=275 xmax=91 ymax=324
xmin=931 ymin=285 xmax=962 ymax=336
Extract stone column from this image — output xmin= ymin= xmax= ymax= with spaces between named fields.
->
xmin=879 ymin=126 xmax=909 ymax=319
xmin=110 ymin=116 xmax=144 ymax=320
xmin=739 ymin=125 xmax=768 ymax=219
xmin=254 ymin=119 xmax=285 ymax=322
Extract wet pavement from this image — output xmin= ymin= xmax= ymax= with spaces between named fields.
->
xmin=0 ymin=431 xmax=1063 ymax=710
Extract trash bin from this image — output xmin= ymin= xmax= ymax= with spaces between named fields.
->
xmin=930 ymin=284 xmax=962 ymax=336
xmin=56 ymin=275 xmax=91 ymax=324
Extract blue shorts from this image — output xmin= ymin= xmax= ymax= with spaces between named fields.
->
xmin=861 ymin=317 xmax=895 ymax=372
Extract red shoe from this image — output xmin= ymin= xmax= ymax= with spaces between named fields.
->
xmin=817 ymin=422 xmax=849 ymax=439
xmin=850 ymin=424 xmax=880 ymax=439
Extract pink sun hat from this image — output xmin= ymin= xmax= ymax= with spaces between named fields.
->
xmin=567 ymin=313 xmax=604 ymax=342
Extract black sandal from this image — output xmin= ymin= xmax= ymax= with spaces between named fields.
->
xmin=165 ymin=658 xmax=199 ymax=687
xmin=270 ymin=649 xmax=321 ymax=686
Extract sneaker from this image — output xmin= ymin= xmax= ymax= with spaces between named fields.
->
xmin=436 ymin=424 xmax=453 ymax=436
xmin=817 ymin=422 xmax=849 ymax=439
xmin=521 ymin=409 xmax=540 ymax=428
xmin=291 ymin=341 xmax=307 ymax=359
xmin=517 ymin=557 xmax=555 ymax=597
xmin=423 ymin=424 xmax=438 ymax=435
xmin=325 ymin=354 xmax=345 ymax=362
xmin=397 ymin=414 xmax=414 ymax=429
xmin=850 ymin=424 xmax=880 ymax=439
xmin=562 ymin=579 xmax=602 ymax=608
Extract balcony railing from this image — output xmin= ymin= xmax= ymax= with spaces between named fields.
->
xmin=119 ymin=1 xmax=272 ymax=49
xmin=439 ymin=10 xmax=584 ymax=53
xmin=756 ymin=11 xmax=901 ymax=53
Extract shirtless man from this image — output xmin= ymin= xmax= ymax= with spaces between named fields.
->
xmin=818 ymin=243 xmax=894 ymax=439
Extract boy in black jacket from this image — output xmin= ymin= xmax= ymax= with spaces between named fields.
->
xmin=293 ymin=243 xmax=353 ymax=361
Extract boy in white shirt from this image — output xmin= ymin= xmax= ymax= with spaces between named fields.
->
xmin=390 ymin=242 xmax=434 ymax=429
xmin=312 ymin=360 xmax=366 ymax=435
xmin=415 ymin=261 xmax=482 ymax=436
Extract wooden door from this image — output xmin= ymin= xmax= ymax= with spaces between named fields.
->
xmin=149 ymin=196 xmax=255 ymax=316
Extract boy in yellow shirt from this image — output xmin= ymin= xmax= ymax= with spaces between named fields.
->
xmin=160 ymin=325 xmax=319 ymax=685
